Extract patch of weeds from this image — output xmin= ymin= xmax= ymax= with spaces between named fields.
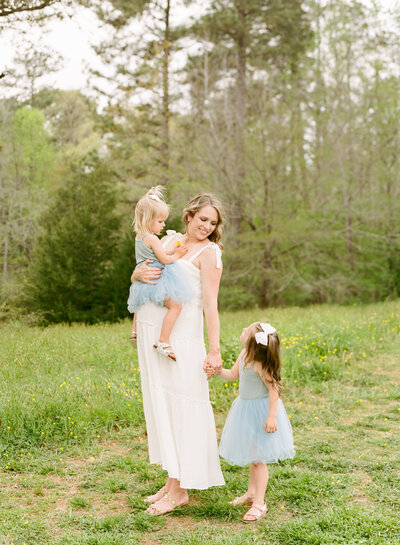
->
xmin=0 ymin=506 xmax=49 ymax=543
xmin=162 ymin=525 xmax=256 ymax=545
xmin=70 ymin=496 xmax=92 ymax=509
xmin=105 ymin=477 xmax=128 ymax=493
xmin=52 ymin=534 xmax=142 ymax=545
xmin=368 ymin=469 xmax=400 ymax=508
xmin=258 ymin=505 xmax=400 ymax=544
xmin=268 ymin=466 xmax=352 ymax=514
xmin=67 ymin=513 xmax=165 ymax=533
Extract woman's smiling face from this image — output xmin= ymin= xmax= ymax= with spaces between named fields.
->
xmin=187 ymin=205 xmax=219 ymax=240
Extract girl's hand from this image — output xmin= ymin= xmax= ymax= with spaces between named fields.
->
xmin=204 ymin=364 xmax=214 ymax=379
xmin=174 ymin=243 xmax=188 ymax=258
xmin=264 ymin=416 xmax=277 ymax=433
xmin=131 ymin=259 xmax=162 ymax=284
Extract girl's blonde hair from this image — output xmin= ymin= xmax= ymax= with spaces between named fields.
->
xmin=182 ymin=193 xmax=225 ymax=249
xmin=243 ymin=322 xmax=282 ymax=394
xmin=134 ymin=186 xmax=169 ymax=235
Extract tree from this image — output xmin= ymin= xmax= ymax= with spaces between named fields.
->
xmin=28 ymin=157 xmax=124 ymax=323
xmin=0 ymin=104 xmax=55 ymax=294
xmin=87 ymin=0 xmax=192 ymax=188
xmin=0 ymin=0 xmax=58 ymax=18
xmin=190 ymin=0 xmax=311 ymax=237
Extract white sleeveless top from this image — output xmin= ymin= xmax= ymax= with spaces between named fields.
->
xmin=162 ymin=230 xmax=222 ymax=308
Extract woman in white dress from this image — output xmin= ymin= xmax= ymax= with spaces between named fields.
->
xmin=131 ymin=193 xmax=225 ymax=515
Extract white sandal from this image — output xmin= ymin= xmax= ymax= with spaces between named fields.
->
xmin=153 ymin=342 xmax=177 ymax=361
xmin=243 ymin=503 xmax=268 ymax=522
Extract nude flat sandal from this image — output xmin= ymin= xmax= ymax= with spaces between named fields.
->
xmin=243 ymin=503 xmax=268 ymax=522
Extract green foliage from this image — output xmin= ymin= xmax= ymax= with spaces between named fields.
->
xmin=28 ymin=157 xmax=123 ymax=323
xmin=11 ymin=106 xmax=55 ymax=187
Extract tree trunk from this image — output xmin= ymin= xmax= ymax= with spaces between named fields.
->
xmin=161 ymin=0 xmax=171 ymax=185
xmin=231 ymin=0 xmax=247 ymax=236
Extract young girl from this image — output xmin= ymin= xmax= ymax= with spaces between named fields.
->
xmin=127 ymin=186 xmax=193 ymax=361
xmin=207 ymin=322 xmax=295 ymax=522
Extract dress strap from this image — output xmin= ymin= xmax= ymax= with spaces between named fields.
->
xmin=136 ymin=233 xmax=151 ymax=243
xmin=162 ymin=229 xmax=178 ymax=249
xmin=188 ymin=242 xmax=222 ymax=268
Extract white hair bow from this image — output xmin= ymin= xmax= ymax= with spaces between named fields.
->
xmin=149 ymin=194 xmax=161 ymax=202
xmin=255 ymin=323 xmax=276 ymax=346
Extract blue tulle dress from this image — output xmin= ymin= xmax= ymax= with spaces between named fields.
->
xmin=127 ymin=236 xmax=194 ymax=314
xmin=219 ymin=357 xmax=296 ymax=466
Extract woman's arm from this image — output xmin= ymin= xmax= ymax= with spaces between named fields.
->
xmin=131 ymin=259 xmax=162 ymax=285
xmin=200 ymin=247 xmax=223 ymax=373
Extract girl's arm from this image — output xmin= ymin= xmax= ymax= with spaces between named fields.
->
xmin=146 ymin=234 xmax=187 ymax=264
xmin=210 ymin=350 xmax=243 ymax=381
xmin=200 ymin=247 xmax=223 ymax=373
xmin=263 ymin=375 xmax=279 ymax=433
xmin=254 ymin=364 xmax=279 ymax=433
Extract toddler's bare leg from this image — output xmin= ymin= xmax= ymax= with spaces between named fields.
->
xmin=130 ymin=314 xmax=137 ymax=342
xmin=159 ymin=299 xmax=182 ymax=345
xmin=252 ymin=462 xmax=269 ymax=505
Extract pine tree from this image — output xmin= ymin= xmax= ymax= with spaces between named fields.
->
xmin=28 ymin=157 xmax=123 ymax=323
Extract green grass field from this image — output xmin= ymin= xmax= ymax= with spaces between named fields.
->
xmin=1 ymin=301 xmax=399 ymax=544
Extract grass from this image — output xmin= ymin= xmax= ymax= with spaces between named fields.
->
xmin=0 ymin=300 xmax=399 ymax=544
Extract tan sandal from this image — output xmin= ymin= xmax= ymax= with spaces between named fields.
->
xmin=146 ymin=493 xmax=189 ymax=516
xmin=153 ymin=342 xmax=177 ymax=361
xmin=229 ymin=493 xmax=254 ymax=506
xmin=144 ymin=486 xmax=166 ymax=503
xmin=243 ymin=503 xmax=268 ymax=522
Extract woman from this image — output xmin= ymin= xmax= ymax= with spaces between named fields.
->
xmin=131 ymin=193 xmax=225 ymax=515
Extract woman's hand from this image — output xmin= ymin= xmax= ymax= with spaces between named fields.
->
xmin=264 ymin=416 xmax=277 ymax=433
xmin=203 ymin=351 xmax=222 ymax=376
xmin=131 ymin=259 xmax=162 ymax=284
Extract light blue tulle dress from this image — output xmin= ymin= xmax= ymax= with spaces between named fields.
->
xmin=219 ymin=357 xmax=296 ymax=466
xmin=127 ymin=235 xmax=194 ymax=313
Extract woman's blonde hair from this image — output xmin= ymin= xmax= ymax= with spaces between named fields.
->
xmin=134 ymin=186 xmax=169 ymax=235
xmin=182 ymin=193 xmax=225 ymax=249
xmin=243 ymin=322 xmax=282 ymax=394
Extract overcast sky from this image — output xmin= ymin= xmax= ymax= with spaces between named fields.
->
xmin=1 ymin=0 xmax=399 ymax=102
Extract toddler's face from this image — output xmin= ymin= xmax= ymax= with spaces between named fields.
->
xmin=150 ymin=206 xmax=169 ymax=235
xmin=240 ymin=322 xmax=257 ymax=346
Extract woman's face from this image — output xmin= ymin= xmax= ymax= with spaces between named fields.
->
xmin=187 ymin=205 xmax=219 ymax=240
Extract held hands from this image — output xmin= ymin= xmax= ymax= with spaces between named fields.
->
xmin=264 ymin=416 xmax=277 ymax=433
xmin=205 ymin=364 xmax=215 ymax=379
xmin=203 ymin=352 xmax=222 ymax=379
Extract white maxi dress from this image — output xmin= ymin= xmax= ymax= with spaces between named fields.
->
xmin=136 ymin=232 xmax=225 ymax=490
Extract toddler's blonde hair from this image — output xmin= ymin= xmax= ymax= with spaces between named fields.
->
xmin=134 ymin=186 xmax=169 ymax=235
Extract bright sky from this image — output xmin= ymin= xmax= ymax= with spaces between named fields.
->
xmin=0 ymin=0 xmax=398 ymax=102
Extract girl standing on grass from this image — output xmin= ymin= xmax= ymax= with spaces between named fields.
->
xmin=127 ymin=186 xmax=193 ymax=361
xmin=207 ymin=322 xmax=295 ymax=522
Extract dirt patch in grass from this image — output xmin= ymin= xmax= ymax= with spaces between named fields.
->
xmin=352 ymin=471 xmax=374 ymax=505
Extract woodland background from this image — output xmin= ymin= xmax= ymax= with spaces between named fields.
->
xmin=1 ymin=0 xmax=400 ymax=323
